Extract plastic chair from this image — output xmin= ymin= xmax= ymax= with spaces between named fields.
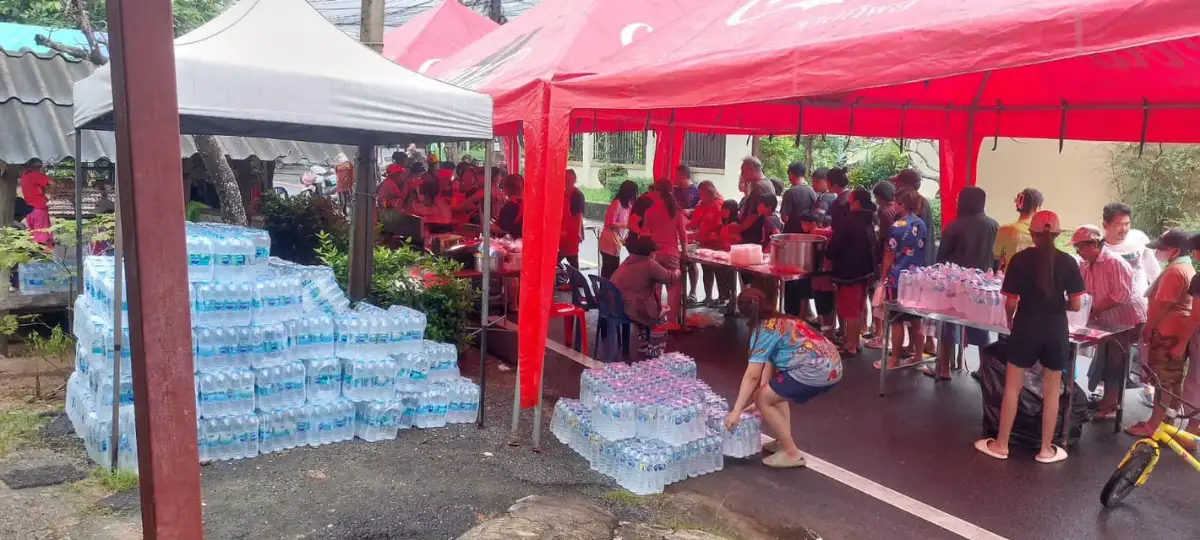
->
xmin=588 ymin=275 xmax=632 ymax=362
xmin=564 ymin=265 xmax=599 ymax=312
xmin=549 ymin=302 xmax=588 ymax=353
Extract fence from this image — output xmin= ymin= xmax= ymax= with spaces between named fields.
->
xmin=594 ymin=132 xmax=646 ymax=165
xmin=568 ymin=135 xmax=584 ymax=162
xmin=682 ymin=133 xmax=726 ymax=170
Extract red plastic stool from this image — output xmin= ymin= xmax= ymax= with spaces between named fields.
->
xmin=550 ymin=303 xmax=588 ymax=353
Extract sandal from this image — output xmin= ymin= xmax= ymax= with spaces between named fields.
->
xmin=762 ymin=451 xmax=807 ymax=469
xmin=918 ymin=366 xmax=951 ymax=381
xmin=763 ymin=440 xmax=781 ymax=454
xmin=864 ymin=337 xmax=884 ymax=350
xmin=873 ymin=356 xmax=917 ymax=370
xmin=1035 ymin=445 xmax=1069 ymax=464
xmin=1092 ymin=406 xmax=1118 ymax=421
xmin=974 ymin=438 xmax=1008 ymax=460
xmin=1124 ymin=422 xmax=1156 ymax=438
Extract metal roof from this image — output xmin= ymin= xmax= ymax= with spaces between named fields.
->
xmin=0 ymin=47 xmax=353 ymax=165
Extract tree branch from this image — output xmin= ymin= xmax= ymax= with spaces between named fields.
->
xmin=65 ymin=0 xmax=108 ymax=65
xmin=33 ymin=34 xmax=92 ymax=62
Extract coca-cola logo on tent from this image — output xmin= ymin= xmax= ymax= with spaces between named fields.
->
xmin=727 ymin=0 xmax=920 ymax=29
xmin=443 ymin=29 xmax=540 ymax=90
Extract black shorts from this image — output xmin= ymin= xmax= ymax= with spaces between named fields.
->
xmin=1007 ymin=319 xmax=1070 ymax=372
xmin=813 ymin=290 xmax=835 ymax=316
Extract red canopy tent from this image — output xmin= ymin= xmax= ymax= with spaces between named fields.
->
xmin=554 ymin=0 xmax=1200 ymax=224
xmin=428 ymin=0 xmax=699 ymax=410
xmin=382 ymin=0 xmax=498 ymax=73
xmin=471 ymin=0 xmax=1200 ymax=415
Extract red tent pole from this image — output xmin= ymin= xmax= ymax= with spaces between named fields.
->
xmin=106 ymin=0 xmax=204 ymax=537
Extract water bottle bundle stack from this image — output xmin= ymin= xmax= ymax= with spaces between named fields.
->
xmin=65 ymin=224 xmax=480 ymax=471
xmin=897 ymin=263 xmax=1009 ymax=327
xmin=553 ymin=353 xmax=758 ymax=495
xmin=898 ymin=263 xmax=1093 ymax=330
xmin=16 ymin=260 xmax=72 ymax=295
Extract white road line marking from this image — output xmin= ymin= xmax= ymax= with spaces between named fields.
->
xmin=802 ymin=452 xmax=1009 ymax=540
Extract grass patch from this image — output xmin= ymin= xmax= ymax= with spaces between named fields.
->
xmin=84 ymin=467 xmax=140 ymax=493
xmin=580 ymin=186 xmax=610 ymax=204
xmin=600 ymin=489 xmax=647 ymax=507
xmin=657 ymin=517 xmax=738 ymax=539
xmin=0 ymin=408 xmax=50 ymax=457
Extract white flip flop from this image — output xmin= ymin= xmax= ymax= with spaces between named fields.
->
xmin=974 ymin=438 xmax=1008 ymax=460
xmin=1035 ymin=445 xmax=1069 ymax=464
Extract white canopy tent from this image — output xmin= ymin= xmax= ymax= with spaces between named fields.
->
xmin=68 ymin=0 xmax=500 ymax=440
xmin=71 ymin=0 xmax=493 ymax=145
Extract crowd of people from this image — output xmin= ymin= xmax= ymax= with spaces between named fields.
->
xmin=582 ymin=155 xmax=1200 ymax=468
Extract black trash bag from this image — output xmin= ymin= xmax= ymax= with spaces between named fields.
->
xmin=979 ymin=340 xmax=1089 ymax=449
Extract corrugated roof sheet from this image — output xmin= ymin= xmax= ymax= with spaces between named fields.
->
xmin=0 ymin=47 xmax=353 ymax=165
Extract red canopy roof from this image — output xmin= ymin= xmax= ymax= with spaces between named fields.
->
xmin=429 ymin=0 xmax=698 ymax=129
xmin=382 ymin=0 xmax=498 ymax=73
xmin=556 ymin=0 xmax=1200 ymax=143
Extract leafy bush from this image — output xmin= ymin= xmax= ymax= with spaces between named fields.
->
xmin=597 ymin=164 xmax=628 ymax=187
xmin=1108 ymin=143 xmax=1200 ymax=238
xmin=260 ymin=193 xmax=347 ymax=265
xmin=848 ymin=143 xmax=912 ymax=190
xmin=316 ymin=233 xmax=478 ymax=345
xmin=603 ymin=176 xmax=654 ymax=202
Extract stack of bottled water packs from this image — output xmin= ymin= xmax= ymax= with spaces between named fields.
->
xmin=551 ymin=353 xmax=761 ymax=495
xmin=65 ymin=223 xmax=480 ymax=471
xmin=17 ymin=260 xmax=73 ymax=295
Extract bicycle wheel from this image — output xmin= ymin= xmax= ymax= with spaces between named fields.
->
xmin=1100 ymin=444 xmax=1156 ymax=508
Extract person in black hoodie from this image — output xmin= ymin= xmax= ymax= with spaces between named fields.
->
xmin=921 ymin=186 xmax=1000 ymax=380
xmin=826 ymin=189 xmax=878 ymax=356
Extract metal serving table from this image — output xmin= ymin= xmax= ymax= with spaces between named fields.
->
xmin=688 ymin=250 xmax=808 ymax=313
xmin=879 ymin=302 xmax=1139 ymax=447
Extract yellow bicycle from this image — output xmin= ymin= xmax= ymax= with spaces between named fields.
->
xmin=1100 ymin=372 xmax=1199 ymax=508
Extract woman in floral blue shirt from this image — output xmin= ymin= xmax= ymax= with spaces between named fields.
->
xmin=877 ymin=190 xmax=929 ymax=369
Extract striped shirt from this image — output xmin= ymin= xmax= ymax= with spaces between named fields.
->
xmin=1080 ymin=247 xmax=1146 ymax=328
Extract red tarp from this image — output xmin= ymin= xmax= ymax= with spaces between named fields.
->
xmin=383 ymin=0 xmax=498 ymax=73
xmin=556 ymin=0 xmax=1200 ymax=221
xmin=429 ymin=0 xmax=698 ymax=408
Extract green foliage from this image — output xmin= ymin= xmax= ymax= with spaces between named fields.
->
xmin=1108 ymin=143 xmax=1200 ymax=239
xmin=260 ymin=192 xmax=347 ymax=266
xmin=0 ymin=227 xmax=50 ymax=270
xmin=185 ymin=201 xmax=210 ymax=222
xmin=597 ymin=163 xmax=628 ymax=187
xmin=0 ymin=0 xmax=228 ymax=38
xmin=847 ymin=142 xmax=911 ymax=190
xmin=316 ymin=234 xmax=478 ymax=345
xmin=579 ymin=186 xmax=609 ymax=204
xmin=0 ymin=214 xmax=115 ymax=284
xmin=603 ymin=176 xmax=654 ymax=202
xmin=85 ymin=467 xmax=140 ymax=493
xmin=27 ymin=323 xmax=73 ymax=360
xmin=0 ymin=408 xmax=49 ymax=458
xmin=928 ymin=196 xmax=942 ymax=242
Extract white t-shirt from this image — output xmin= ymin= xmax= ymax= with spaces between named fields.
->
xmin=1105 ymin=229 xmax=1161 ymax=298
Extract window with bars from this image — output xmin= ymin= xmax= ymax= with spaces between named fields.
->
xmin=682 ymin=132 xmax=726 ymax=170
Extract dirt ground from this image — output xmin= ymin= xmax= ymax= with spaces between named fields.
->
xmin=0 ymin=351 xmax=799 ymax=540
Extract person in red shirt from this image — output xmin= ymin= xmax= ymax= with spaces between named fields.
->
xmin=688 ymin=182 xmax=729 ymax=305
xmin=558 ymin=169 xmax=586 ymax=270
xmin=20 ymin=159 xmax=53 ymax=246
xmin=333 ymin=153 xmax=354 ymax=214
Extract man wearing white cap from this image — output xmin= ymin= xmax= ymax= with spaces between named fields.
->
xmin=1069 ymin=225 xmax=1146 ymax=418
xmin=976 ymin=210 xmax=1085 ymax=464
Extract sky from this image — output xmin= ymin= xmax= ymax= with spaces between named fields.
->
xmin=308 ymin=0 xmax=538 ymax=37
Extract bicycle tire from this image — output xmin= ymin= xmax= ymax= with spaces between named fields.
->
xmin=1100 ymin=444 xmax=1156 ymax=508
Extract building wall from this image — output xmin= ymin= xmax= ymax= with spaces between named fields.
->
xmin=569 ymin=133 xmax=753 ymax=198
xmin=975 ymin=138 xmax=1119 ymax=231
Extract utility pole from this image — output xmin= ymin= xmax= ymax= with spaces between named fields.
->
xmin=488 ymin=0 xmax=504 ymax=24
xmin=348 ymin=0 xmax=386 ymax=300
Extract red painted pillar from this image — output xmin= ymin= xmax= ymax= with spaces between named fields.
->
xmin=107 ymin=1 xmax=204 ymax=538
xmin=652 ymin=127 xmax=686 ymax=180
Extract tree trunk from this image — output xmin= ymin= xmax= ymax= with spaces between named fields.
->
xmin=803 ymin=136 xmax=815 ymax=173
xmin=194 ymin=135 xmax=247 ymax=226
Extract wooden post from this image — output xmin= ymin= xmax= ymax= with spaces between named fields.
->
xmin=106 ymin=0 xmax=203 ymax=537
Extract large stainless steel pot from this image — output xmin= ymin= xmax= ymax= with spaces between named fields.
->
xmin=769 ymin=233 xmax=825 ymax=273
